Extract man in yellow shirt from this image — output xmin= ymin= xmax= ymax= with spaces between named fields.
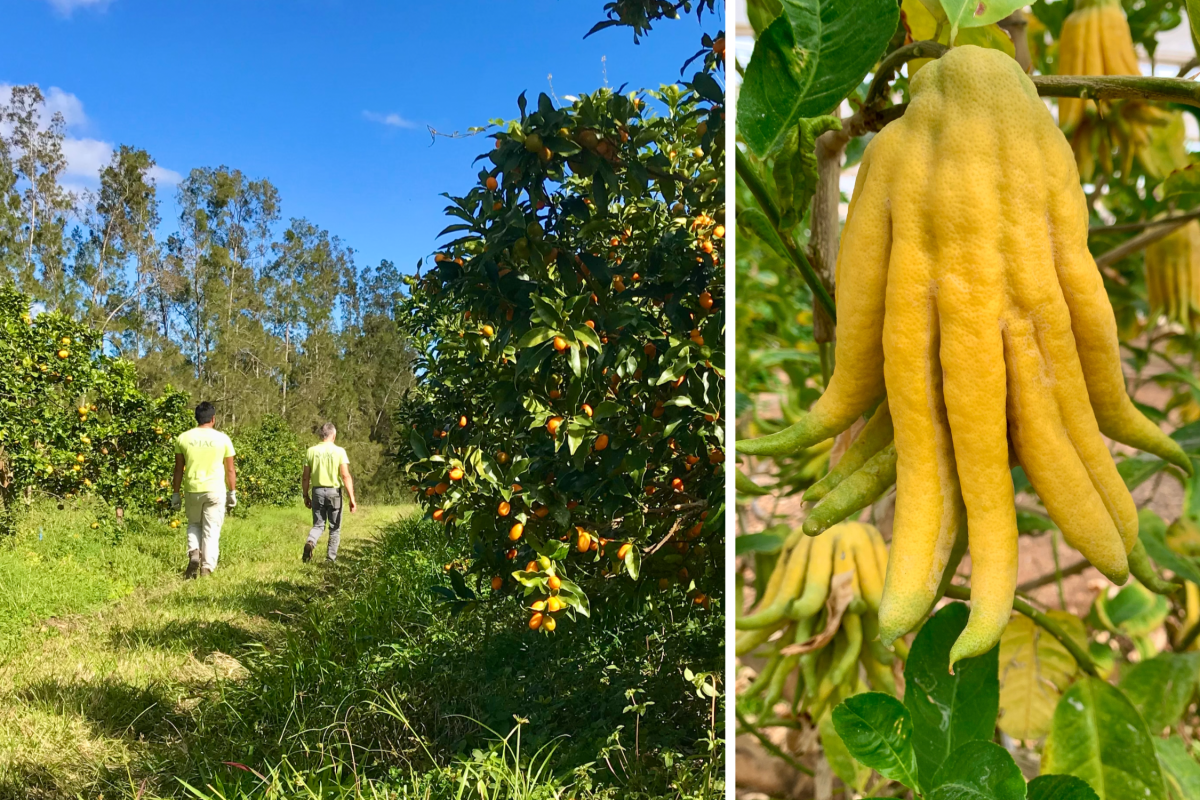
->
xmin=170 ymin=401 xmax=237 ymax=578
xmin=301 ymin=422 xmax=357 ymax=563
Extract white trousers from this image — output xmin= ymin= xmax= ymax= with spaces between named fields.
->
xmin=185 ymin=491 xmax=226 ymax=571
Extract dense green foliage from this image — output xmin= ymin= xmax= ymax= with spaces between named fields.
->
xmin=393 ymin=58 xmax=727 ymax=624
xmin=230 ymin=414 xmax=305 ymax=509
xmin=0 ymin=285 xmax=191 ymax=516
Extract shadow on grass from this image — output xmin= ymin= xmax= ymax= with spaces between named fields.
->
xmin=106 ymin=618 xmax=262 ymax=659
xmin=16 ymin=676 xmax=179 ymax=741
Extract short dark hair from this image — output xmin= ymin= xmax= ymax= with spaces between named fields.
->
xmin=195 ymin=402 xmax=216 ymax=424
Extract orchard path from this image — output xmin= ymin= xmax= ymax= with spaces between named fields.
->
xmin=0 ymin=503 xmax=409 ymax=799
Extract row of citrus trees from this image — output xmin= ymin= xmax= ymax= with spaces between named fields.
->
xmin=0 ymin=284 xmax=303 ymax=521
xmin=392 ymin=39 xmax=726 ymax=631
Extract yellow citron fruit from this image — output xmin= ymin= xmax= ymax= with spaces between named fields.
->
xmin=1145 ymin=219 xmax=1200 ymax=333
xmin=737 ymin=46 xmax=1191 ymax=669
xmin=1056 ymin=0 xmax=1174 ymax=180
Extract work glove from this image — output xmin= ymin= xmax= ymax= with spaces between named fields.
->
xmin=170 ymin=492 xmax=181 ymax=511
xmin=226 ymin=490 xmax=238 ymax=509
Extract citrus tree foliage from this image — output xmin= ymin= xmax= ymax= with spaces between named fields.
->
xmin=231 ymin=413 xmax=305 ymax=509
xmin=393 ymin=60 xmax=725 ymax=626
xmin=0 ymin=285 xmax=191 ymax=513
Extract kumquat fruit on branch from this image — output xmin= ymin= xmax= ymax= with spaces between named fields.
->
xmin=394 ymin=52 xmax=726 ymax=630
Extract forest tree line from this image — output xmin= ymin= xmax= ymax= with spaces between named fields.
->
xmin=0 ymin=84 xmax=413 ymax=496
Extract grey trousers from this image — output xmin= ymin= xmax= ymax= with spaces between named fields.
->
xmin=308 ymin=487 xmax=342 ymax=561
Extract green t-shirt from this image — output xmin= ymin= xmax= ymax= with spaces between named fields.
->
xmin=306 ymin=441 xmax=349 ymax=488
xmin=174 ymin=427 xmax=236 ymax=494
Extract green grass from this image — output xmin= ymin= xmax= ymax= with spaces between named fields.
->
xmin=0 ymin=505 xmax=723 ymax=800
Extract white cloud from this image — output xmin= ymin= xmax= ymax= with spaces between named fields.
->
xmin=0 ymin=82 xmax=180 ymax=188
xmin=363 ymin=110 xmax=417 ymax=129
xmin=147 ymin=164 xmax=182 ymax=186
xmin=61 ymin=136 xmax=112 ymax=178
xmin=44 ymin=0 xmax=113 ymax=17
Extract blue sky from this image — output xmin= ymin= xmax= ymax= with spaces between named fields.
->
xmin=5 ymin=0 xmax=720 ymax=273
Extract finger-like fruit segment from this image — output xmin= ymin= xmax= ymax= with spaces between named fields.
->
xmin=805 ymin=400 xmax=894 ymax=502
xmin=803 ymin=443 xmax=897 ymax=536
xmin=1127 ymin=539 xmax=1181 ymax=595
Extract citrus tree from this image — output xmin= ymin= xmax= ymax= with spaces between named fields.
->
xmin=231 ymin=413 xmax=305 ymax=510
xmin=0 ymin=285 xmax=192 ymax=519
xmin=393 ymin=46 xmax=726 ymax=632
xmin=736 ymin=0 xmax=1200 ymax=796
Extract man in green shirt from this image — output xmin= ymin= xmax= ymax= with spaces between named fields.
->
xmin=302 ymin=422 xmax=357 ymax=563
xmin=170 ymin=401 xmax=237 ymax=578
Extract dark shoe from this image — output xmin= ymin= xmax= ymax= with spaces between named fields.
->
xmin=199 ymin=567 xmax=212 ymax=577
xmin=185 ymin=549 xmax=200 ymax=579
xmin=303 ymin=542 xmax=314 ymax=563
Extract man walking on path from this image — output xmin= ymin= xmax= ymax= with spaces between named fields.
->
xmin=302 ymin=422 xmax=357 ymax=563
xmin=171 ymin=401 xmax=237 ymax=578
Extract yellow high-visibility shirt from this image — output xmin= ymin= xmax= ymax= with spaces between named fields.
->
xmin=306 ymin=441 xmax=349 ymax=488
xmin=174 ymin=427 xmax=235 ymax=494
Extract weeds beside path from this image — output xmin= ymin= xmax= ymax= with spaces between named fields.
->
xmin=0 ymin=502 xmax=408 ymax=799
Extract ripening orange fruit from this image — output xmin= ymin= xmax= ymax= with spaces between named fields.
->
xmin=498 ymin=501 xmax=511 ymax=517
xmin=577 ymin=529 xmax=592 ymax=552
xmin=693 ymin=592 xmax=707 ymax=605
xmin=529 ymin=612 xmax=544 ymax=630
xmin=434 ymin=253 xmax=447 ymax=262
xmin=549 ymin=389 xmax=561 ymax=400
xmin=712 ymin=225 xmax=725 ymax=239
xmin=585 ymin=320 xmax=595 ymax=329
xmin=57 ymin=349 xmax=69 ymax=359
xmin=659 ymin=578 xmax=670 ymax=591
xmin=497 ymin=451 xmax=509 ymax=464
xmin=509 ymin=522 xmax=524 ymax=541
xmin=553 ymin=336 xmax=568 ymax=352
xmin=671 ymin=477 xmax=684 ymax=492
xmin=678 ymin=568 xmax=689 ymax=581
xmin=593 ymin=433 xmax=609 ymax=452
xmin=547 ymin=595 xmax=564 ymax=612
xmin=548 ymin=574 xmax=562 ymax=591
xmin=491 ymin=576 xmax=503 ymax=591
xmin=534 ymin=505 xmax=549 ymax=519
xmin=433 ymin=508 xmax=446 ymax=521
xmin=687 ymin=522 xmax=703 ymax=538
xmin=709 ymin=449 xmax=725 ymax=464
xmin=645 ymin=485 xmax=657 ymax=496
xmin=424 ymin=487 xmax=435 ymax=496
xmin=506 ymin=548 xmax=518 ymax=559
xmin=449 ymin=467 xmax=464 ymax=481
xmin=581 ymin=403 xmax=593 ymax=418
xmin=546 ymin=416 xmax=564 ymax=435
xmin=699 ymin=291 xmax=713 ymax=310
xmin=526 ymin=560 xmax=539 ymax=572
xmin=486 ymin=176 xmax=498 ymax=191
xmin=617 ymin=543 xmax=632 ymax=560
xmin=531 ymin=599 xmax=546 ymax=611
xmin=704 ymin=412 xmax=718 ymax=423
xmin=543 ymin=615 xmax=557 ymax=632
xmin=643 ymin=343 xmax=656 ymax=358
xmin=459 ymin=415 xmax=468 ymax=427
xmin=434 ymin=482 xmax=449 ymax=495
xmin=567 ymin=500 xmax=578 ymax=509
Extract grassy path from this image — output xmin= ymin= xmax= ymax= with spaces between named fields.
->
xmin=0 ymin=503 xmax=410 ymax=799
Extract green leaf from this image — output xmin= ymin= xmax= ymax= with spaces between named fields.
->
xmin=938 ymin=0 xmax=1029 ymax=36
xmin=1140 ymin=509 xmax=1200 ymax=586
xmin=735 ymin=528 xmax=789 ymax=555
xmin=1027 ymin=775 xmax=1100 ymax=800
xmin=904 ymin=602 xmax=1001 ymax=788
xmin=1117 ymin=652 xmax=1200 ymax=733
xmin=1156 ymin=736 xmax=1200 ymax=800
xmin=819 ymin=708 xmax=872 ymax=793
xmin=1162 ymin=164 xmax=1200 ymax=208
xmin=573 ymin=324 xmax=602 ymax=352
xmin=927 ymin=740 xmax=1026 ymax=800
xmin=737 ymin=0 xmax=900 ymax=156
xmin=831 ymin=692 xmax=921 ymax=791
xmin=736 ymin=468 xmax=771 ymax=496
xmin=514 ymin=327 xmax=557 ymax=350
xmin=1042 ymin=676 xmax=1167 ymax=800
xmin=1118 ymin=457 xmax=1168 ymax=491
